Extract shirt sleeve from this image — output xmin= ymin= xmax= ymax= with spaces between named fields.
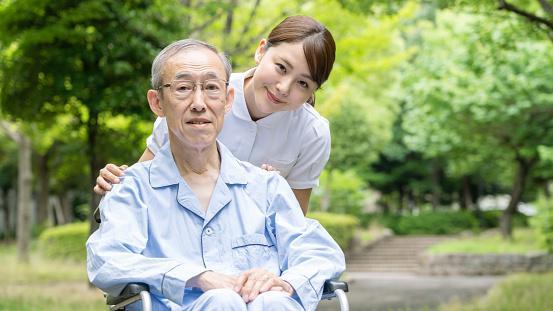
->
xmin=86 ymin=173 xmax=207 ymax=305
xmin=266 ymin=175 xmax=345 ymax=311
xmin=145 ymin=117 xmax=169 ymax=155
xmin=285 ymin=118 xmax=331 ymax=189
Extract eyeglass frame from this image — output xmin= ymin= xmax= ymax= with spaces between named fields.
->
xmin=156 ymin=78 xmax=230 ymax=100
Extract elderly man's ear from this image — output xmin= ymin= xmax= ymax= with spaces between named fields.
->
xmin=224 ymin=86 xmax=235 ymax=114
xmin=147 ymin=89 xmax=165 ymax=117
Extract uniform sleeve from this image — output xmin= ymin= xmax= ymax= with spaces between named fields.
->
xmin=86 ymin=173 xmax=207 ymax=305
xmin=285 ymin=118 xmax=331 ymax=189
xmin=145 ymin=117 xmax=169 ymax=155
xmin=266 ymin=175 xmax=345 ymax=311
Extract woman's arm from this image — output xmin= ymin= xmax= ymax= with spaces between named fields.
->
xmin=292 ymin=188 xmax=311 ymax=216
xmin=138 ymin=148 xmax=155 ymax=162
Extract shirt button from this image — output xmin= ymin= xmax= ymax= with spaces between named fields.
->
xmin=205 ymin=227 xmax=214 ymax=236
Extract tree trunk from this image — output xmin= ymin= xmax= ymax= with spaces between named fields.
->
xmin=88 ymin=113 xmax=102 ymax=235
xmin=430 ymin=164 xmax=441 ymax=210
xmin=500 ymin=157 xmax=536 ymax=239
xmin=61 ymin=192 xmax=74 ymax=223
xmin=397 ymin=185 xmax=404 ymax=214
xmin=0 ymin=188 xmax=5 ymax=237
xmin=7 ymin=188 xmax=16 ymax=237
xmin=16 ymin=132 xmax=32 ymax=262
xmin=543 ymin=181 xmax=551 ymax=198
xmin=36 ymin=153 xmax=49 ymax=225
xmin=460 ymin=175 xmax=473 ymax=210
xmin=0 ymin=121 xmax=32 ymax=260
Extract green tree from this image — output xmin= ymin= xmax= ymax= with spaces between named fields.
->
xmin=402 ymin=11 xmax=553 ymax=238
xmin=0 ymin=0 xmax=186 ymax=234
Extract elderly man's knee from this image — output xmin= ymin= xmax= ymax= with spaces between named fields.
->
xmin=247 ymin=291 xmax=303 ymax=310
xmin=198 ymin=288 xmax=246 ymax=310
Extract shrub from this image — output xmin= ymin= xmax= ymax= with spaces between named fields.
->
xmin=38 ymin=222 xmax=89 ymax=261
xmin=391 ymin=211 xmax=478 ymax=235
xmin=530 ymin=196 xmax=553 ymax=253
xmin=308 ymin=212 xmax=359 ymax=251
xmin=477 ymin=210 xmax=529 ymax=229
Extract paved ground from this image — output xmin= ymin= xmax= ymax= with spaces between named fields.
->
xmin=317 ymin=272 xmax=503 ymax=311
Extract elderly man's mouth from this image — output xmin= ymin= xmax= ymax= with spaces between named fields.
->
xmin=186 ymin=118 xmax=211 ymax=125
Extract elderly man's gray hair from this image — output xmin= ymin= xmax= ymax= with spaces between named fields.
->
xmin=151 ymin=39 xmax=232 ymax=90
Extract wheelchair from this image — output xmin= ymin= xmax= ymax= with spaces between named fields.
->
xmin=105 ymin=279 xmax=349 ymax=311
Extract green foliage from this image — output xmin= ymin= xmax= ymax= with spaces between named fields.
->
xmin=530 ymin=195 xmax=553 ymax=253
xmin=0 ymin=243 xmax=103 ymax=310
xmin=38 ymin=222 xmax=89 ymax=261
xmin=477 ymin=210 xmax=529 ymax=229
xmin=310 ymin=169 xmax=370 ymax=217
xmin=391 ymin=210 xmax=479 ymax=235
xmin=438 ymin=272 xmax=553 ymax=311
xmin=308 ymin=212 xmax=359 ymax=250
xmin=429 ymin=228 xmax=545 ymax=254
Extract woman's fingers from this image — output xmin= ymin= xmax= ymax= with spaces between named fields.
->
xmin=260 ymin=164 xmax=281 ymax=175
xmin=94 ymin=163 xmax=128 ymax=194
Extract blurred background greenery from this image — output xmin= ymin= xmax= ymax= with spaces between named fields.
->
xmin=0 ymin=0 xmax=552 ymax=310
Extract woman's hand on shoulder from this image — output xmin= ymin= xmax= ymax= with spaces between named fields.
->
xmin=93 ymin=163 xmax=128 ymax=195
xmin=260 ymin=164 xmax=280 ymax=175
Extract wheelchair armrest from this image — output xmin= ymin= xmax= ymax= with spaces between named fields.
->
xmin=323 ymin=279 xmax=348 ymax=294
xmin=106 ymin=283 xmax=150 ymax=305
xmin=321 ymin=279 xmax=348 ymax=301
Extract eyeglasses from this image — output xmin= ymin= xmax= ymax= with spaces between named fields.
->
xmin=157 ymin=79 xmax=229 ymax=100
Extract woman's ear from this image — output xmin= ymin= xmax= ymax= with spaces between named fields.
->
xmin=254 ymin=39 xmax=268 ymax=64
xmin=147 ymin=89 xmax=165 ymax=117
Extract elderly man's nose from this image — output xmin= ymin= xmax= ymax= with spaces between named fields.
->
xmin=190 ymin=89 xmax=207 ymax=111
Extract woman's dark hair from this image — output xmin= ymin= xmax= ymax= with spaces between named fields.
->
xmin=266 ymin=16 xmax=336 ymax=106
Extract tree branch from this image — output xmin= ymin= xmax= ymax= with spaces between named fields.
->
xmin=539 ymin=0 xmax=553 ymax=16
xmin=230 ymin=10 xmax=290 ymax=57
xmin=239 ymin=0 xmax=261 ymax=39
xmin=0 ymin=120 xmax=20 ymax=143
xmin=498 ymin=0 xmax=553 ymax=30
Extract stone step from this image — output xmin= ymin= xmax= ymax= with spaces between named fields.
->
xmin=345 ymin=236 xmax=450 ymax=272
xmin=346 ymin=263 xmax=420 ymax=270
xmin=347 ymin=266 xmax=419 ymax=272
xmin=348 ymin=260 xmax=420 ymax=265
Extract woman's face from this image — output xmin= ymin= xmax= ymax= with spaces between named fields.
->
xmin=244 ymin=40 xmax=318 ymax=120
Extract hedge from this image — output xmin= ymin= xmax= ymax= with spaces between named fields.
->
xmin=391 ymin=211 xmax=479 ymax=235
xmin=38 ymin=222 xmax=89 ymax=261
xmin=308 ymin=212 xmax=359 ymax=251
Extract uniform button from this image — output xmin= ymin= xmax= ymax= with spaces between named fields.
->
xmin=205 ymin=227 xmax=214 ymax=236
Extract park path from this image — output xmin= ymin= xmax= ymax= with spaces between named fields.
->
xmin=318 ymin=235 xmax=503 ymax=311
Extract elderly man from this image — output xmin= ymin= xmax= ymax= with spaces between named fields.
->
xmin=86 ymin=39 xmax=345 ymax=311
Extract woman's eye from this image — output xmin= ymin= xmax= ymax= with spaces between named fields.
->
xmin=275 ymin=63 xmax=286 ymax=73
xmin=298 ymin=80 xmax=309 ymax=89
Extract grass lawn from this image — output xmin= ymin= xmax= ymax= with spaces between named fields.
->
xmin=437 ymin=272 xmax=553 ymax=311
xmin=0 ymin=243 xmax=105 ymax=311
xmin=428 ymin=228 xmax=546 ymax=254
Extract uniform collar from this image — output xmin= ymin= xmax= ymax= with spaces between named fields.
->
xmin=232 ymin=68 xmax=289 ymax=128
xmin=149 ymin=140 xmax=247 ymax=188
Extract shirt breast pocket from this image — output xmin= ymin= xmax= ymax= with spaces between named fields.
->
xmin=231 ymin=233 xmax=277 ymax=271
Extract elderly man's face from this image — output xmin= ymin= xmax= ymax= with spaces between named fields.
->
xmin=148 ymin=47 xmax=233 ymax=150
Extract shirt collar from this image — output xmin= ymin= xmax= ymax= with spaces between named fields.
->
xmin=232 ymin=68 xmax=290 ymax=128
xmin=149 ymin=140 xmax=247 ymax=188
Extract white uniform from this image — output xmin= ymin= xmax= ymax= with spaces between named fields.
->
xmin=146 ymin=69 xmax=331 ymax=189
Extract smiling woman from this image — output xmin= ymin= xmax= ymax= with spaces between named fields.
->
xmin=95 ymin=15 xmax=336 ymax=214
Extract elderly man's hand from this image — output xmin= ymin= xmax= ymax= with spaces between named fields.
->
xmin=190 ymin=271 xmax=238 ymax=292
xmin=234 ymin=268 xmax=294 ymax=303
